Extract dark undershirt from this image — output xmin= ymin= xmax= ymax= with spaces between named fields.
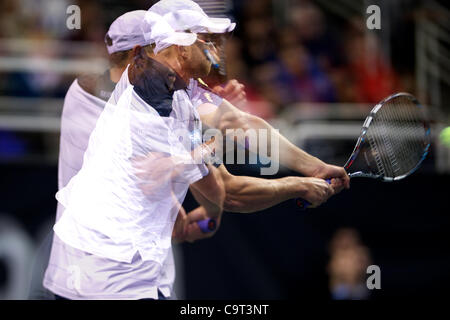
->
xmin=128 ymin=54 xmax=187 ymax=117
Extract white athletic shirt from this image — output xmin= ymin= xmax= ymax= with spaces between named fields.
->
xmin=44 ymin=60 xmax=212 ymax=299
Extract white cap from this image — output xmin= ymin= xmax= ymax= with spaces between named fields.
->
xmin=105 ymin=10 xmax=149 ymax=54
xmin=142 ymin=0 xmax=236 ymax=54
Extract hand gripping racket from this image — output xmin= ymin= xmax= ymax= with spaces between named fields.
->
xmin=296 ymin=92 xmax=431 ymax=209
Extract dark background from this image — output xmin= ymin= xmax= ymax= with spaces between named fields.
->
xmin=1 ymin=155 xmax=448 ymax=299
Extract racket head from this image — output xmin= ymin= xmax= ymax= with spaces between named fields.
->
xmin=344 ymin=92 xmax=431 ymax=181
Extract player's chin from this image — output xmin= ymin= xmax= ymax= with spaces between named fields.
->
xmin=198 ymin=62 xmax=212 ymax=78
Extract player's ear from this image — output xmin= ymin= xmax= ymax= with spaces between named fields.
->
xmin=130 ymin=45 xmax=143 ymax=63
xmin=177 ymin=45 xmax=190 ymax=60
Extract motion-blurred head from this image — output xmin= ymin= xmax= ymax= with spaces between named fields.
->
xmin=140 ymin=0 xmax=235 ymax=81
xmin=104 ymin=10 xmax=152 ymax=82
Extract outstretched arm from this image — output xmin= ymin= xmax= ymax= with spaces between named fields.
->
xmin=217 ymin=164 xmax=334 ymax=213
xmin=199 ymin=80 xmax=350 ymax=192
xmin=173 ymin=163 xmax=335 ymax=243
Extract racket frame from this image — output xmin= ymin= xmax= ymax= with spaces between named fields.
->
xmin=343 ymin=92 xmax=431 ymax=182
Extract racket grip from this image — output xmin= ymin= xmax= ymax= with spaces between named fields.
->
xmin=295 ymin=179 xmax=331 ymax=210
xmin=197 ymin=218 xmax=217 ymax=233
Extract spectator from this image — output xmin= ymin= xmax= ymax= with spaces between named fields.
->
xmin=327 ymin=228 xmax=372 ymax=300
xmin=276 ymin=42 xmax=337 ymax=103
xmin=342 ymin=17 xmax=402 ymax=103
xmin=288 ymin=0 xmax=343 ymax=72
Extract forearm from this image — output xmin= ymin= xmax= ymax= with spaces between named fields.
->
xmin=224 ymin=174 xmax=303 ymax=213
xmin=206 ymin=99 xmax=325 ymax=176
xmin=245 ymin=114 xmax=325 ymax=176
xmin=190 ymin=165 xmax=225 ymax=219
xmin=244 ymin=115 xmax=350 ymax=191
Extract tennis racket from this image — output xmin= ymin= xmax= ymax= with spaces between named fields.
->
xmin=296 ymin=92 xmax=431 ymax=210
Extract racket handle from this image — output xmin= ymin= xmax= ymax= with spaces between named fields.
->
xmin=295 ymin=179 xmax=331 ymax=210
xmin=197 ymin=218 xmax=217 ymax=233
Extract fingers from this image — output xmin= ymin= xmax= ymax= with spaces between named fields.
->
xmin=304 ymin=177 xmax=334 ymax=208
xmin=212 ymin=80 xmax=247 ymax=107
xmin=344 ymin=174 xmax=350 ymax=189
xmin=186 ymin=208 xmax=208 ymax=224
xmin=323 ymin=179 xmax=335 ymax=200
xmin=220 ymin=80 xmax=247 ymax=106
xmin=212 ymin=85 xmax=225 ymax=96
xmin=330 ymin=175 xmax=350 ymax=193
xmin=183 ymin=222 xmax=203 ymax=243
xmin=183 ymin=207 xmax=217 ymax=243
xmin=318 ymin=164 xmax=350 ymax=190
xmin=330 ymin=178 xmax=345 ymax=194
xmin=334 ymin=166 xmax=350 ymax=189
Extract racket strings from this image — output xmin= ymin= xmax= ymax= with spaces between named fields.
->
xmin=384 ymin=97 xmax=425 ymax=176
xmin=367 ymin=129 xmax=386 ymax=176
xmin=366 ymin=96 xmax=428 ymax=179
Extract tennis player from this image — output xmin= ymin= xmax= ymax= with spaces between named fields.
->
xmin=42 ymin=0 xmax=348 ymax=300
xmin=38 ymin=10 xmax=232 ymax=300
xmin=42 ymin=3 xmax=236 ymax=300
xmin=42 ymin=10 xmax=221 ymax=300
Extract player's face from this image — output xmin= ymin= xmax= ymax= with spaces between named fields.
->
xmin=186 ymin=33 xmax=222 ymax=78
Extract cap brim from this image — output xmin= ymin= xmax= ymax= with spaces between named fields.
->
xmin=164 ymin=10 xmax=235 ymax=34
xmin=192 ymin=16 xmax=235 ymax=34
xmin=208 ymin=18 xmax=236 ymax=32
xmin=161 ymin=32 xmax=197 ymax=46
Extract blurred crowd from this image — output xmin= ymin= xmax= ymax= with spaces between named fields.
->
xmin=0 ymin=0 xmax=413 ymax=116
xmin=0 ymin=0 xmax=422 ymax=160
xmin=0 ymin=0 xmax=108 ymax=98
xmin=229 ymin=0 xmax=410 ymax=118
